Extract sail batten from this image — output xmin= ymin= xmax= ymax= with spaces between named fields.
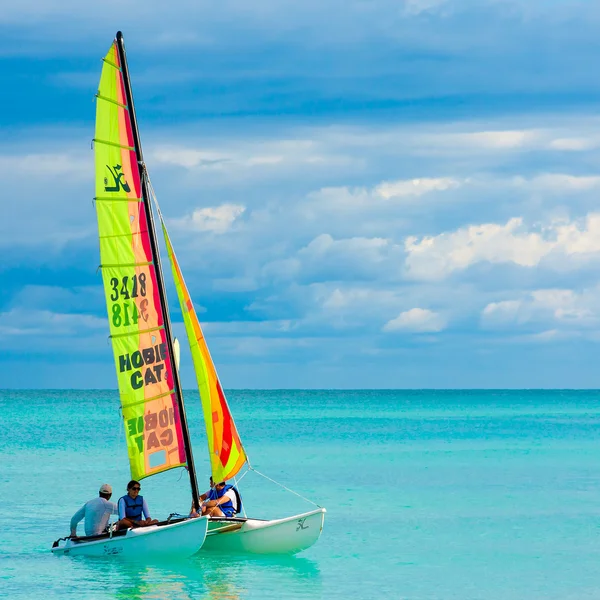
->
xmin=102 ymin=57 xmax=121 ymax=70
xmin=99 ymin=261 xmax=153 ymax=267
xmin=93 ymin=138 xmax=135 ymax=151
xmin=96 ymin=94 xmax=128 ymax=109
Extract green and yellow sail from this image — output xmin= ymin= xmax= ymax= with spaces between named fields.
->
xmin=94 ymin=41 xmax=186 ymax=480
xmin=162 ymin=222 xmax=247 ymax=484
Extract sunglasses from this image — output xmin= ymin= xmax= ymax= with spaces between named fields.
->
xmin=131 ymin=486 xmax=141 ymax=491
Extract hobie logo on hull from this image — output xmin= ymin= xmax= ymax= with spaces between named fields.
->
xmin=296 ymin=518 xmax=309 ymax=531
xmin=104 ymin=164 xmax=131 ymax=193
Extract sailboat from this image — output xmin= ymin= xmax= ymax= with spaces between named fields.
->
xmin=51 ymin=32 xmax=208 ymax=558
xmin=54 ymin=30 xmax=325 ymax=557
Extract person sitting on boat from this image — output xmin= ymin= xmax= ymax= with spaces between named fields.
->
xmin=70 ymin=483 xmax=119 ymax=538
xmin=116 ymin=480 xmax=159 ymax=529
xmin=190 ymin=476 xmax=219 ymax=517
xmin=200 ymin=480 xmax=242 ymax=518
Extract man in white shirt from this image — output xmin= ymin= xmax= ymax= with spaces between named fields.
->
xmin=200 ymin=480 xmax=242 ymax=518
xmin=70 ymin=484 xmax=119 ymax=537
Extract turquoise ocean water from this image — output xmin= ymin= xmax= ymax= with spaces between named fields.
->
xmin=2 ymin=389 xmax=600 ymax=599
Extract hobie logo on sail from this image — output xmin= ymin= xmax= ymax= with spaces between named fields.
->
xmin=118 ymin=343 xmax=168 ymax=390
xmin=127 ymin=407 xmax=178 ymax=454
xmin=104 ymin=164 xmax=131 ymax=193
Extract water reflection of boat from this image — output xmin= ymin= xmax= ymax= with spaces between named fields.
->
xmin=69 ymin=552 xmax=321 ymax=599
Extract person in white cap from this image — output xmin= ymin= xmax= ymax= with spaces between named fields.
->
xmin=70 ymin=484 xmax=119 ymax=537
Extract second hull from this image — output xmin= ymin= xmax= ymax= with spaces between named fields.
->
xmin=201 ymin=508 xmax=326 ymax=555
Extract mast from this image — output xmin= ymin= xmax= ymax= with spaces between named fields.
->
xmin=115 ymin=31 xmax=201 ymax=510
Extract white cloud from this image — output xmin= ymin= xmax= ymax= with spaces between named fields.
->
xmin=405 ymin=213 xmax=600 ymax=280
xmin=515 ymin=174 xmax=600 ymax=192
xmin=171 ymin=203 xmax=245 ymax=234
xmin=482 ymin=300 xmax=524 ymax=323
xmin=548 ymin=138 xmax=596 ymax=151
xmin=405 ymin=217 xmax=549 ymax=279
xmin=300 ymin=233 xmax=390 ymax=261
xmin=374 ymin=177 xmax=460 ymax=199
xmin=212 ymin=277 xmax=258 ymax=292
xmin=0 ymin=308 xmax=105 ymax=337
xmin=456 ymin=130 xmax=535 ymax=149
xmin=152 ymin=147 xmax=230 ymax=169
xmin=383 ymin=307 xmax=446 ymax=333
xmin=403 ymin=0 xmax=448 ymax=16
xmin=149 ymin=138 xmax=356 ymax=177
xmin=481 ymin=288 xmax=599 ymax=330
xmin=303 ymin=176 xmax=464 ymax=217
xmin=258 ymin=233 xmax=404 ymax=285
xmin=0 ymin=152 xmax=90 ymax=178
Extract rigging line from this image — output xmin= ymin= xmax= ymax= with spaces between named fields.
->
xmin=235 ymin=467 xmax=250 ymax=484
xmin=248 ymin=467 xmax=321 ymax=508
xmin=233 ymin=471 xmax=248 ymax=517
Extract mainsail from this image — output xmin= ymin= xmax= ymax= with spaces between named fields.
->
xmin=160 ymin=219 xmax=247 ymax=484
xmin=94 ymin=39 xmax=192 ymax=484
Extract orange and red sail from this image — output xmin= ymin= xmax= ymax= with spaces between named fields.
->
xmin=94 ymin=42 xmax=186 ymax=480
xmin=162 ymin=222 xmax=247 ymax=484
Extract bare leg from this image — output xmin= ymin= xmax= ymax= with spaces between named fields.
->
xmin=116 ymin=518 xmax=135 ymax=530
xmin=206 ymin=506 xmax=225 ymax=517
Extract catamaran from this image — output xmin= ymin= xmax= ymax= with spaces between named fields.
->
xmin=53 ymin=30 xmax=325 ymax=557
xmin=51 ymin=32 xmax=208 ymax=558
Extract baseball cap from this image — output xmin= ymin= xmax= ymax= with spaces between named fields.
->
xmin=99 ymin=483 xmax=112 ymax=494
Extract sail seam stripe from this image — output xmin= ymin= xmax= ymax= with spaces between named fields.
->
xmin=121 ymin=390 xmax=174 ymax=409
xmin=93 ymin=138 xmax=135 ymax=151
xmin=109 ymin=325 xmax=164 ymax=339
xmin=102 ymin=58 xmax=121 ymax=70
xmin=96 ymin=94 xmax=128 ymax=109
xmin=95 ymin=196 xmax=142 ymax=202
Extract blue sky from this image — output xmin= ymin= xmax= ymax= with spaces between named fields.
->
xmin=4 ymin=1 xmax=600 ymax=388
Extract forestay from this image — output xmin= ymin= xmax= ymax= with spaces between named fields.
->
xmin=94 ymin=42 xmax=186 ymax=480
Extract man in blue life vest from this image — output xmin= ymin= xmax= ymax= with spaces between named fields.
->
xmin=190 ymin=476 xmax=218 ymax=517
xmin=200 ymin=478 xmax=243 ymax=518
xmin=116 ymin=479 xmax=159 ymax=529
xmin=70 ymin=483 xmax=119 ymax=537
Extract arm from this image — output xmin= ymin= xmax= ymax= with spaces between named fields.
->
xmin=110 ymin=501 xmax=119 ymax=515
xmin=142 ymin=497 xmax=151 ymax=520
xmin=202 ymin=495 xmax=231 ymax=508
xmin=70 ymin=505 xmax=86 ymax=536
xmin=118 ymin=497 xmax=126 ymax=520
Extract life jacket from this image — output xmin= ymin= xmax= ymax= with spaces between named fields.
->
xmin=219 ymin=484 xmax=242 ymax=516
xmin=120 ymin=494 xmax=144 ymax=520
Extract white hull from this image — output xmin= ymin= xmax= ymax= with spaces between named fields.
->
xmin=52 ymin=516 xmax=208 ymax=558
xmin=201 ymin=508 xmax=326 ymax=555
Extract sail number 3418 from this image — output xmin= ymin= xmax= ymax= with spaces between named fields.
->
xmin=110 ymin=274 xmax=148 ymax=327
